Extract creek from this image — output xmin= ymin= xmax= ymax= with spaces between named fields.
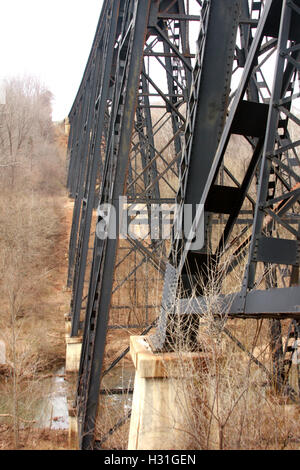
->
xmin=36 ymin=367 xmax=69 ymax=430
xmin=36 ymin=365 xmax=135 ymax=430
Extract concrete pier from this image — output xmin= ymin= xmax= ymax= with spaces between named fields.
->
xmin=65 ymin=315 xmax=81 ymax=448
xmin=0 ymin=340 xmax=6 ymax=365
xmin=65 ymin=336 xmax=82 ymax=373
xmin=128 ymin=336 xmax=216 ymax=450
xmin=68 ymin=401 xmax=79 ymax=450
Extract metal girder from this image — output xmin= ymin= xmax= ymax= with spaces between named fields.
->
xmin=67 ymin=0 xmax=198 ymax=343
xmin=66 ymin=0 xmax=300 ymax=451
xmin=69 ymin=0 xmax=122 ymax=335
xmin=178 ymin=285 xmax=300 ymax=318
xmin=77 ymin=1 xmax=153 ymax=448
xmin=66 ymin=0 xmax=205 ymax=450
xmin=151 ymin=0 xmax=300 ymax=402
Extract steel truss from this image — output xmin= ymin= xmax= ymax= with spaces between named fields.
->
xmin=153 ymin=0 xmax=300 ymax=398
xmin=66 ymin=0 xmax=300 ymax=450
xmin=67 ymin=0 xmax=204 ymax=449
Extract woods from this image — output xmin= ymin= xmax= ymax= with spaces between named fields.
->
xmin=0 ymin=76 xmax=70 ymax=449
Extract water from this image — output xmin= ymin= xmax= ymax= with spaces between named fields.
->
xmin=101 ymin=366 xmax=135 ymax=417
xmin=36 ymin=365 xmax=135 ymax=431
xmin=36 ymin=367 xmax=69 ymax=430
xmin=102 ymin=366 xmax=135 ymax=391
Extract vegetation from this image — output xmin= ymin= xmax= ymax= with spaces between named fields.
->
xmin=162 ymin=268 xmax=300 ymax=450
xmin=0 ymin=76 xmax=298 ymax=451
xmin=0 ymin=76 xmax=70 ymax=449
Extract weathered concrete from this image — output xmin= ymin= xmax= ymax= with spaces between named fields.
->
xmin=289 ymin=363 xmax=300 ymax=398
xmin=128 ymin=336 xmax=218 ymax=450
xmin=0 ymin=340 xmax=6 ymax=365
xmin=64 ymin=314 xmax=72 ymax=336
xmin=64 ymin=117 xmax=70 ymax=136
xmin=68 ymin=401 xmax=79 ymax=450
xmin=65 ymin=336 xmax=82 ymax=373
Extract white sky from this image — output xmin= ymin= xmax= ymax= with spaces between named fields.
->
xmin=0 ymin=0 xmax=103 ymax=121
xmin=0 ymin=1 xmax=298 ymax=122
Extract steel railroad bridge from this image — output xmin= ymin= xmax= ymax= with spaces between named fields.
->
xmin=66 ymin=0 xmax=300 ymax=450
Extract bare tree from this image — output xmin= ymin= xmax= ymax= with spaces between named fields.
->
xmin=0 ymin=76 xmax=53 ymax=185
xmin=0 ymin=75 xmax=67 ymax=450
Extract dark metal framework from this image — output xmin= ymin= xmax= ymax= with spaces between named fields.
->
xmin=66 ymin=0 xmax=300 ymax=450
xmin=67 ymin=0 xmax=203 ymax=449
xmin=153 ymin=0 xmax=300 ymax=393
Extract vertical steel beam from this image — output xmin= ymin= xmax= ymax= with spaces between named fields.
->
xmin=70 ymin=0 xmax=121 ymax=337
xmin=78 ymin=0 xmax=152 ymax=449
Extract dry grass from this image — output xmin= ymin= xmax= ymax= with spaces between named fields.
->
xmin=0 ymin=84 xmax=71 ymax=448
xmin=0 ymin=426 xmax=68 ymax=450
xmin=162 ymin=331 xmax=300 ymax=449
xmin=156 ymin=259 xmax=300 ymax=450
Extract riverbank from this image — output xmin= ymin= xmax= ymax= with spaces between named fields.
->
xmin=0 ymin=122 xmax=72 ymax=450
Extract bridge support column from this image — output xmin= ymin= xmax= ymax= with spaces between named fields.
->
xmin=65 ymin=336 xmax=82 ymax=373
xmin=0 ymin=340 xmax=6 ymax=365
xmin=68 ymin=402 xmax=79 ymax=450
xmin=65 ymin=312 xmax=82 ymax=373
xmin=128 ymin=336 xmax=219 ymax=450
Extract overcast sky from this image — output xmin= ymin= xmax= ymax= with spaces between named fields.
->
xmin=0 ymin=0 xmax=103 ymax=121
xmin=1 ymin=1 xmax=299 ymax=122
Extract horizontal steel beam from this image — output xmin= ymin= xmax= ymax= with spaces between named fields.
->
xmin=178 ymin=285 xmax=300 ymax=319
